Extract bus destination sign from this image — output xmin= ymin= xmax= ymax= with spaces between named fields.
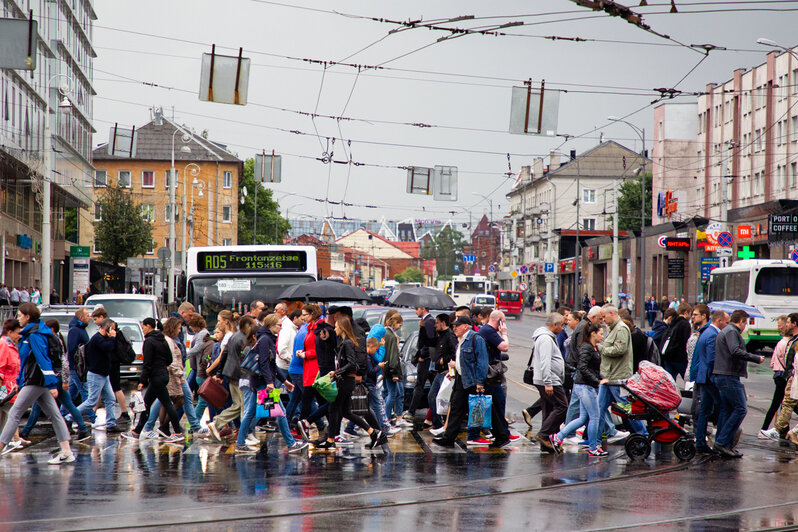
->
xmin=197 ymin=250 xmax=307 ymax=273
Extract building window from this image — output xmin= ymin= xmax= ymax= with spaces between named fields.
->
xmin=792 ymin=116 xmax=798 ymax=143
xmin=222 ymin=205 xmax=232 ymax=223
xmin=793 ymin=162 xmax=798 ymax=188
xmin=142 ymin=170 xmax=154 ymax=188
xmin=141 ymin=204 xmax=155 ymax=222
xmin=93 ymin=241 xmax=101 ymax=254
xmin=146 ymin=239 xmax=155 ymax=255
xmin=583 ymin=218 xmax=596 ymax=231
xmin=223 ymin=171 xmax=232 ymax=189
xmin=94 ymin=170 xmax=107 ymax=188
xmin=94 ymin=204 xmax=102 ymax=221
xmin=755 ymin=129 xmax=763 ymax=151
xmin=582 ymin=189 xmax=596 ymax=204
xmin=118 ymin=170 xmax=131 ymax=188
xmin=222 ymin=238 xmax=232 ymax=246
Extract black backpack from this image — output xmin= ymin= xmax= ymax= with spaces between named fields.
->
xmin=115 ymin=330 xmax=136 ymax=364
xmin=73 ymin=343 xmax=88 ymax=381
xmin=31 ymin=323 xmax=63 ymax=373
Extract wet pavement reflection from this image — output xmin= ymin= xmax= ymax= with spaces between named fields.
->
xmin=2 ymin=426 xmax=798 ymax=531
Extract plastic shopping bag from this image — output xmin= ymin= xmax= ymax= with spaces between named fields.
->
xmin=313 ymin=372 xmax=339 ymax=403
xmin=436 ymin=376 xmax=454 ymax=415
xmin=467 ymin=394 xmax=493 ymax=429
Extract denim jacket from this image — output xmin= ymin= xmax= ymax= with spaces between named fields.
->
xmin=458 ymin=330 xmax=489 ymax=389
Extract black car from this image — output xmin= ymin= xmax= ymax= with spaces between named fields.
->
xmin=399 ymin=330 xmax=430 ymax=408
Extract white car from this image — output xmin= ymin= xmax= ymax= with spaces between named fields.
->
xmin=84 ymin=294 xmax=163 ymax=322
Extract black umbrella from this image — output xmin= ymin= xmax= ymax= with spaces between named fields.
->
xmin=277 ymin=280 xmax=370 ymax=302
xmin=388 ymin=286 xmax=455 ymax=309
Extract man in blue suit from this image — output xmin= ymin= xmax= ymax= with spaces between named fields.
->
xmin=693 ymin=310 xmax=729 ymax=453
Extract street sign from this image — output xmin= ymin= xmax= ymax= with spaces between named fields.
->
xmin=718 ymin=232 xmax=733 ymax=248
xmin=519 ymin=282 xmax=528 ymax=291
xmin=70 ymin=246 xmax=90 ymax=258
xmin=717 ymin=248 xmax=733 ymax=257
xmin=157 ymin=247 xmax=171 ymax=260
xmin=536 ymin=218 xmax=543 ymax=225
xmin=354 ymin=269 xmax=360 ymax=275
xmin=463 ymin=254 xmax=476 ymax=263
xmin=488 ymin=265 xmax=496 ymax=272
xmin=519 ymin=265 xmax=528 ymax=274
xmin=657 ymin=236 xmax=667 ymax=249
xmin=544 ymin=262 xmax=555 ymax=273
xmin=545 ymin=274 xmax=557 ymax=283
xmin=474 ymin=268 xmax=480 ymax=274
xmin=511 ymin=270 xmax=518 ymax=278
xmin=700 ymin=256 xmax=720 ymax=284
xmin=791 ymin=248 xmax=798 ymax=263
xmin=454 ymin=264 xmax=459 ymax=272
xmin=738 ymin=225 xmax=751 ymax=239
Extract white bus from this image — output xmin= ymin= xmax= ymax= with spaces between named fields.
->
xmin=448 ymin=274 xmax=489 ymax=307
xmin=709 ymin=259 xmax=798 ymax=350
xmin=186 ymin=245 xmax=317 ymax=328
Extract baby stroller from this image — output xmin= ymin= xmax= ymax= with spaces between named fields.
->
xmin=608 ymin=361 xmax=696 ymax=461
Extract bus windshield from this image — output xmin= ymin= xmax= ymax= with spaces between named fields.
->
xmin=453 ymin=281 xmax=486 ymax=293
xmin=755 ymin=268 xmax=798 ymax=296
xmin=188 ymin=275 xmax=315 ymax=329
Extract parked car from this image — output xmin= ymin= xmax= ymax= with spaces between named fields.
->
xmin=496 ymin=290 xmax=523 ymax=319
xmin=367 ymin=288 xmax=391 ymax=305
xmin=379 ymin=309 xmax=420 ymax=349
xmin=84 ymin=294 xmax=163 ymax=322
xmin=468 ymin=294 xmax=497 ymax=314
xmin=40 ymin=305 xmax=94 ymax=335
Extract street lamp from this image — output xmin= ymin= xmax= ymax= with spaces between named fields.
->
xmin=168 ymin=127 xmax=192 ymax=304
xmin=41 ymin=75 xmax=74 ymax=305
xmin=185 ymin=163 xmax=202 ymax=256
xmin=608 ymin=116 xmax=646 ymax=327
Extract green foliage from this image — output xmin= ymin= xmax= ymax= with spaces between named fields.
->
xmin=93 ymin=186 xmax=154 ymax=265
xmin=394 ymin=267 xmax=424 ymax=283
xmin=238 ymin=158 xmax=290 ymax=244
xmin=609 ymin=171 xmax=652 ymax=232
xmin=420 ymin=226 xmax=466 ymax=277
xmin=65 ymin=208 xmax=79 ymax=243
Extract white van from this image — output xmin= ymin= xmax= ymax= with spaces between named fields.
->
xmin=84 ymin=294 xmax=163 ymax=323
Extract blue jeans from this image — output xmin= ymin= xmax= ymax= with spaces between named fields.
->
xmin=384 ymin=379 xmax=403 ymax=419
xmin=663 ymin=360 xmax=688 ymax=381
xmin=187 ymin=368 xmax=198 ymax=394
xmin=598 ymin=383 xmax=646 ymax=436
xmin=26 ymin=380 xmax=88 ymax=434
xmin=427 ymin=373 xmax=446 ymax=428
xmin=695 ymin=380 xmax=720 ymax=448
xmin=714 ymin=375 xmax=747 ymax=448
xmin=76 ymin=371 xmax=117 ymax=428
xmin=557 ymin=384 xmax=600 ymax=450
xmin=285 ymin=372 xmax=304 ymax=422
xmin=560 ymin=392 xmax=582 ymax=438
xmin=237 ymin=385 xmax=258 ymax=446
xmin=145 ymin=380 xmax=200 ymax=432
xmin=63 ymin=370 xmax=88 ymax=418
xmin=347 ymin=381 xmax=390 ymax=434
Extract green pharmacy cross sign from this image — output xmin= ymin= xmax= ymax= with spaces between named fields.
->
xmin=737 ymin=246 xmax=755 ymax=260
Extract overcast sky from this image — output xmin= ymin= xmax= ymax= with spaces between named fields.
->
xmin=92 ymin=1 xmax=798 ymax=231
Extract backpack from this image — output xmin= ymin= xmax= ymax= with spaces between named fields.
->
xmin=46 ymin=334 xmax=63 ymax=373
xmin=645 ymin=336 xmax=661 ymax=366
xmin=115 ymin=330 xmax=136 ymax=364
xmin=73 ymin=343 xmax=88 ymax=381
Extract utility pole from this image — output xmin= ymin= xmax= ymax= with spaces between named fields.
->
xmin=639 ymin=129 xmax=646 ymax=328
xmin=611 ymin=176 xmax=620 ymax=306
xmin=544 ymin=173 xmax=557 ymax=313
xmin=575 ymin=154 xmax=581 ymax=308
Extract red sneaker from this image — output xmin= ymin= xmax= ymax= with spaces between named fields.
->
xmin=466 ymin=438 xmax=492 ymax=446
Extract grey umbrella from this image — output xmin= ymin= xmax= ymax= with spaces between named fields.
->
xmin=387 ymin=286 xmax=455 ymax=309
xmin=277 ymin=280 xmax=370 ymax=302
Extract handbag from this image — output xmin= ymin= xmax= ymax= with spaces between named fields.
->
xmin=0 ymin=384 xmax=17 ymax=407
xmin=312 ymin=372 xmax=339 ymax=402
xmin=523 ymin=347 xmax=535 ymax=385
xmin=486 ymin=361 xmax=508 ymax=385
xmin=467 ymin=394 xmax=493 ymax=429
xmin=350 ymin=383 xmax=369 ymax=416
xmin=198 ymin=376 xmax=229 ymax=410
xmin=240 ymin=346 xmax=261 ymax=376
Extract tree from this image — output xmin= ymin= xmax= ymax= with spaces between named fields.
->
xmin=93 ymin=186 xmax=154 ymax=265
xmin=65 ymin=207 xmax=79 ymax=243
xmin=610 ymin=171 xmax=652 ymax=232
xmin=420 ymin=226 xmax=467 ymax=277
xmin=394 ymin=267 xmax=424 ymax=283
xmin=238 ymin=158 xmax=291 ymax=244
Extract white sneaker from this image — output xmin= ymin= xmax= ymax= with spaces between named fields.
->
xmin=562 ymin=436 xmax=583 ymax=445
xmin=48 ymin=452 xmax=76 ymax=465
xmin=387 ymin=427 xmax=401 ymax=436
xmin=606 ymin=430 xmax=630 ymax=444
xmin=1 ymin=440 xmax=22 ymax=456
xmin=141 ymin=430 xmax=160 ymax=440
xmin=91 ymin=422 xmax=106 ymax=430
xmin=245 ymin=435 xmax=260 ymax=446
xmin=429 ymin=427 xmax=446 ymax=437
xmin=759 ymin=428 xmax=780 ymax=441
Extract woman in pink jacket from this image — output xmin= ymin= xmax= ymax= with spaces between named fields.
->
xmin=0 ymin=319 xmax=23 ymax=449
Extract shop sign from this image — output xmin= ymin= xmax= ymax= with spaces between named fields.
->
xmin=665 ymin=237 xmax=691 ymax=251
xmin=598 ymin=243 xmax=612 ymax=261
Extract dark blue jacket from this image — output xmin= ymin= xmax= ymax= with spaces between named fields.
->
xmin=458 ymin=330 xmax=489 ymax=389
xmin=255 ymin=326 xmax=282 ymax=387
xmin=645 ymin=299 xmax=659 ymax=313
xmin=693 ymin=323 xmax=719 ymax=384
xmin=646 ymin=320 xmax=668 ymax=347
xmin=18 ymin=321 xmax=58 ymax=389
xmin=170 ymin=311 xmax=188 ymax=363
xmin=66 ymin=316 xmax=89 ymax=370
xmin=85 ymin=332 xmax=116 ymax=377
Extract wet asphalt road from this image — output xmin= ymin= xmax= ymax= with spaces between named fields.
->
xmin=3 ymin=313 xmax=798 ymax=531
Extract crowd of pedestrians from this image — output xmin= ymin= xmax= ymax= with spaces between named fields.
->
xmin=0 ymin=291 xmax=789 ymax=466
